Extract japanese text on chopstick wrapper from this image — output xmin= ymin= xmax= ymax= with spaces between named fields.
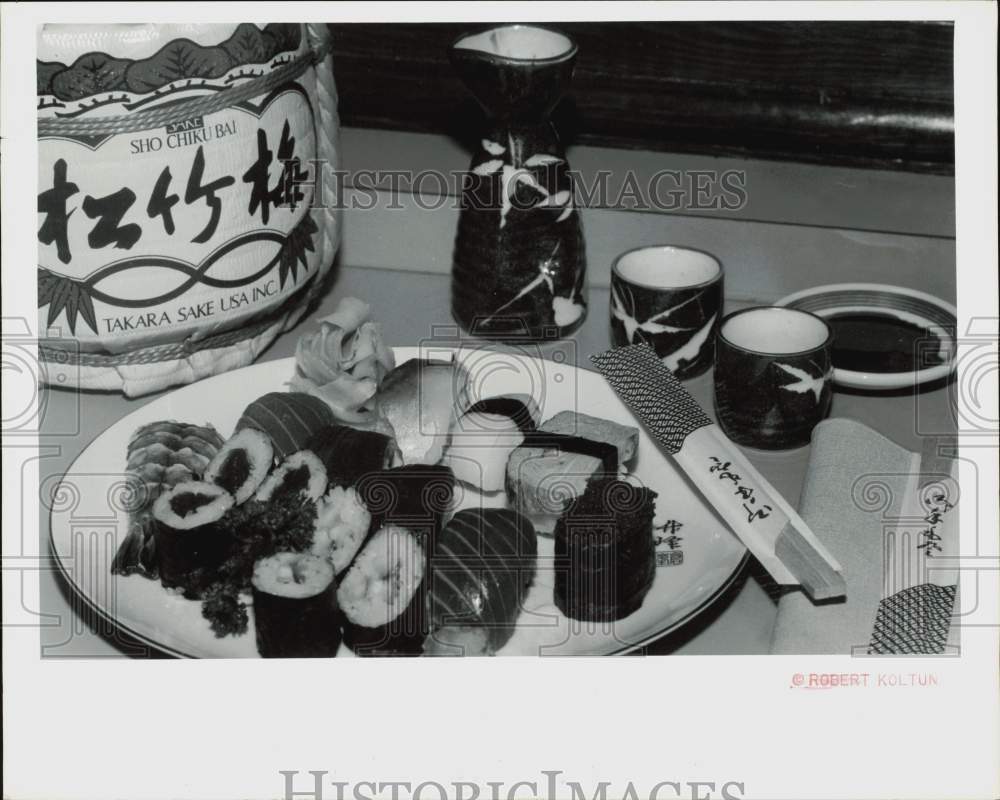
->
xmin=708 ymin=456 xmax=773 ymax=524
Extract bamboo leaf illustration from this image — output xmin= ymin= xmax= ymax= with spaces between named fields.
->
xmin=76 ymin=288 xmax=98 ymax=335
xmin=482 ymin=139 xmax=506 ymax=156
xmin=65 ymin=289 xmax=82 ymax=336
xmin=538 ymin=189 xmax=571 ymax=206
xmin=774 ymin=361 xmax=827 ymax=402
xmin=277 ymin=213 xmax=318 ymax=289
xmin=37 ymin=270 xmax=58 ymax=307
xmin=473 ymin=158 xmax=504 ymax=176
xmin=611 ymin=283 xmax=640 ymax=342
xmin=662 ymin=314 xmax=717 ymax=373
xmin=524 ymin=153 xmax=563 ymax=167
xmin=45 ymin=276 xmax=72 ymax=329
xmin=480 ymin=240 xmax=561 ymax=325
xmin=37 ymin=268 xmax=99 ymax=335
xmin=532 ymin=188 xmax=574 ymax=222
xmin=500 ymin=167 xmax=550 ymax=228
xmin=642 ymin=319 xmax=691 ymax=334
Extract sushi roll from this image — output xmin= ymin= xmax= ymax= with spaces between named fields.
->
xmin=506 ymin=411 xmax=639 ymax=534
xmin=337 ymin=525 xmax=427 ymax=656
xmin=203 ymin=428 xmax=274 ymax=505
xmin=112 ymin=420 xmax=226 ymax=578
xmin=424 ymin=508 xmax=538 ymax=657
xmin=254 ymin=450 xmax=328 ymax=503
xmin=310 ymin=486 xmax=373 ymax=576
xmin=306 ymin=424 xmax=401 ymax=489
xmin=251 ymin=552 xmax=342 ymax=658
xmin=151 ymin=481 xmax=235 ymax=598
xmin=441 ymin=395 xmax=538 ymax=492
xmin=355 ymin=464 xmax=454 ymax=551
xmin=553 ymin=478 xmax=657 ymax=622
xmin=237 ymin=392 xmax=337 ymax=460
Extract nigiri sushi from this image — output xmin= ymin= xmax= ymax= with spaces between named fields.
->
xmin=374 ymin=358 xmax=470 ymax=465
xmin=506 ymin=411 xmax=638 ymax=534
xmin=424 ymin=508 xmax=537 ymax=656
xmin=237 ymin=393 xmax=336 ymax=460
xmin=441 ymin=395 xmax=538 ymax=492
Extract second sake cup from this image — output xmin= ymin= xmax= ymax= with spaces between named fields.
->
xmin=714 ymin=306 xmax=834 ymax=449
xmin=610 ymin=245 xmax=724 ymax=379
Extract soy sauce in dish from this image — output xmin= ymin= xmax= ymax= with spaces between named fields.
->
xmin=828 ymin=313 xmax=944 ymax=373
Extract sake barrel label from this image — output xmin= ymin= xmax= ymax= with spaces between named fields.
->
xmin=36 ymin=24 xmax=329 ymax=358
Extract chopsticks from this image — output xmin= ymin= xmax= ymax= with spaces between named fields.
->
xmin=592 ymin=344 xmax=845 ymax=602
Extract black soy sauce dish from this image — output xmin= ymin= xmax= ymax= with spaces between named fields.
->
xmin=610 ymin=245 xmax=724 ymax=380
xmin=713 ymin=306 xmax=834 ymax=450
xmin=775 ymin=283 xmax=957 ymax=391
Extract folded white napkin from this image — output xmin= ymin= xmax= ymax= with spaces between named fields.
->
xmin=770 ymin=418 xmax=959 ymax=654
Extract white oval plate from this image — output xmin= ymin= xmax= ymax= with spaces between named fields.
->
xmin=776 ymin=283 xmax=957 ymax=390
xmin=49 ymin=347 xmax=746 ymax=657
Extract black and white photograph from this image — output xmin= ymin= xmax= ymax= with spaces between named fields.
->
xmin=3 ymin=3 xmax=998 ymax=800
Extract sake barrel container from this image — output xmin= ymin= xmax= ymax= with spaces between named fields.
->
xmin=36 ymin=23 xmax=340 ymax=395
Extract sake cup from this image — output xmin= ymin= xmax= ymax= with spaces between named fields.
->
xmin=610 ymin=245 xmax=724 ymax=379
xmin=714 ymin=306 xmax=833 ymax=449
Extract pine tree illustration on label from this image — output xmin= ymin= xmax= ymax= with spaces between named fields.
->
xmin=36 ymin=23 xmax=340 ymax=395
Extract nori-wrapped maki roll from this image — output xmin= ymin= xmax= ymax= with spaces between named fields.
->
xmin=424 ymin=508 xmax=538 ymax=656
xmin=337 ymin=525 xmax=427 ymax=656
xmin=553 ymin=478 xmax=657 ymax=622
xmin=203 ymin=428 xmax=274 ymax=505
xmin=306 ymin=424 xmax=400 ymax=489
xmin=354 ymin=464 xmax=454 ymax=552
xmin=151 ymin=481 xmax=234 ymax=598
xmin=237 ymin=392 xmax=336 ymax=460
xmin=255 ymin=450 xmax=327 ymax=503
xmin=251 ymin=552 xmax=342 ymax=658
xmin=310 ymin=486 xmax=372 ymax=577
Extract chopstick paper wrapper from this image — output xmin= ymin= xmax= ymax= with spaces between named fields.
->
xmin=591 ymin=344 xmax=845 ymax=601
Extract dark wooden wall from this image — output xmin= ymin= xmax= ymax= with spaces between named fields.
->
xmin=329 ymin=21 xmax=954 ymax=174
